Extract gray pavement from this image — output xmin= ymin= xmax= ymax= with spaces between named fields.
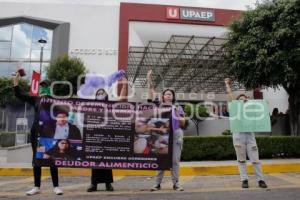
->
xmin=0 ymin=173 xmax=300 ymax=200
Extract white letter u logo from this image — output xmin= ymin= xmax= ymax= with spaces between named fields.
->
xmin=31 ymin=80 xmax=39 ymax=94
xmin=168 ymin=8 xmax=178 ymax=18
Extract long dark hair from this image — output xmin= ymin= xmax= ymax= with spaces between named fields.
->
xmin=162 ymin=89 xmax=176 ymax=104
xmin=52 ymin=139 xmax=70 ymax=153
xmin=95 ymin=88 xmax=109 ymax=101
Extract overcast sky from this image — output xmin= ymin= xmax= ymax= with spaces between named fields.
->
xmin=0 ymin=0 xmax=260 ymax=10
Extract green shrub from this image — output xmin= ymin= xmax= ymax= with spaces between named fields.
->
xmin=256 ymin=136 xmax=300 ymax=158
xmin=181 ymin=136 xmax=300 ymax=161
xmin=184 ymin=104 xmax=209 ymax=136
xmin=0 ymin=77 xmax=29 ymax=107
xmin=0 ymin=132 xmax=15 ymax=147
xmin=47 ymin=55 xmax=87 ymax=96
xmin=0 ymin=132 xmax=30 ymax=147
xmin=222 ymin=129 xmax=232 ymax=136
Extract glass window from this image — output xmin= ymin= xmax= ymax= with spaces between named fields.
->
xmin=11 ymin=23 xmax=32 ymax=60
xmin=0 ymin=41 xmax=11 ymax=60
xmin=32 ymin=25 xmax=52 ymax=45
xmin=0 ymin=62 xmax=16 ymax=77
xmin=0 ymin=23 xmax=53 ymax=78
xmin=0 ymin=26 xmax=12 ymax=60
xmin=0 ymin=48 xmax=10 ymax=60
xmin=0 ymin=41 xmax=11 ymax=49
xmin=31 ymin=42 xmax=52 ymax=50
xmin=31 ymin=49 xmax=51 ymax=61
xmin=0 ymin=26 xmax=12 ymax=41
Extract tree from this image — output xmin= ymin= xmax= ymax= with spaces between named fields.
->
xmin=225 ymin=0 xmax=300 ymax=136
xmin=46 ymin=55 xmax=87 ymax=96
xmin=184 ymin=104 xmax=209 ymax=136
xmin=0 ymin=77 xmax=29 ymax=107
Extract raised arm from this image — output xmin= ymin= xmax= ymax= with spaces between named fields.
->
xmin=224 ymin=78 xmax=235 ymax=101
xmin=118 ymin=77 xmax=128 ymax=102
xmin=147 ymin=70 xmax=155 ymax=101
xmin=12 ymin=73 xmax=35 ymax=105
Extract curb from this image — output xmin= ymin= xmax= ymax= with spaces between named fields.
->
xmin=1 ymin=162 xmax=300 ymax=176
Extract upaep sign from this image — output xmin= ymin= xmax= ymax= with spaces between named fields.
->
xmin=166 ymin=7 xmax=215 ymax=22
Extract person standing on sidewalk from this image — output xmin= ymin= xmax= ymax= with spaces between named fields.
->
xmin=86 ymin=77 xmax=128 ymax=192
xmin=146 ymin=70 xmax=188 ymax=192
xmin=13 ymin=73 xmax=63 ymax=196
xmin=224 ymin=78 xmax=268 ymax=189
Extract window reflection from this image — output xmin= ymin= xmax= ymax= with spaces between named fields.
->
xmin=31 ymin=49 xmax=51 ymax=61
xmin=0 ymin=62 xmax=16 ymax=76
xmin=0 ymin=26 xmax=12 ymax=41
xmin=32 ymin=26 xmax=52 ymax=43
xmin=11 ymin=23 xmax=32 ymax=59
xmin=0 ymin=25 xmax=12 ymax=60
xmin=0 ymin=62 xmax=49 ymax=79
xmin=0 ymin=41 xmax=11 ymax=60
xmin=0 ymin=23 xmax=53 ymax=77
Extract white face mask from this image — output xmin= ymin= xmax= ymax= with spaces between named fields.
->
xmin=96 ymin=94 xmax=107 ymax=100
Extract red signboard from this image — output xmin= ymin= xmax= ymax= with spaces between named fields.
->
xmin=30 ymin=71 xmax=40 ymax=96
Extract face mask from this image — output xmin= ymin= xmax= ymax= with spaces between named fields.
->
xmin=39 ymin=87 xmax=51 ymax=96
xmin=96 ymin=94 xmax=107 ymax=100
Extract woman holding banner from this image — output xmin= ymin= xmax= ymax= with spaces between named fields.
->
xmin=146 ymin=70 xmax=188 ymax=192
xmin=13 ymin=74 xmax=63 ymax=196
xmin=86 ymin=77 xmax=128 ymax=192
xmin=224 ymin=78 xmax=268 ymax=189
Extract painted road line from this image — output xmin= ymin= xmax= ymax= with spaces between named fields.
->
xmin=270 ymin=173 xmax=300 ymax=186
xmin=62 ymin=176 xmax=125 ymax=190
xmin=60 ymin=184 xmax=300 ymax=196
xmin=0 ymin=176 xmax=49 ymax=187
xmin=1 ymin=162 xmax=300 ymax=176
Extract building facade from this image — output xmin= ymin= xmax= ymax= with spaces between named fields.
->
xmin=0 ymin=0 xmax=289 ymax=135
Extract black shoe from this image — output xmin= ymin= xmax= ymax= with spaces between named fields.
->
xmin=87 ymin=184 xmax=97 ymax=192
xmin=258 ymin=180 xmax=268 ymax=188
xmin=105 ymin=183 xmax=114 ymax=191
xmin=173 ymin=184 xmax=184 ymax=191
xmin=242 ymin=180 xmax=249 ymax=188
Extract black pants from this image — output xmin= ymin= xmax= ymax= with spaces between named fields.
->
xmin=33 ymin=166 xmax=59 ymax=187
xmin=32 ymin=140 xmax=59 ymax=187
xmin=91 ymin=169 xmax=113 ymax=185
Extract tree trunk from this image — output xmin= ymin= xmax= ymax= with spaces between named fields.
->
xmin=196 ymin=122 xmax=200 ymax=136
xmin=287 ymin=90 xmax=300 ymax=136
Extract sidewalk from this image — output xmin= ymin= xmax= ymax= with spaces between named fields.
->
xmin=1 ymin=159 xmax=300 ymax=176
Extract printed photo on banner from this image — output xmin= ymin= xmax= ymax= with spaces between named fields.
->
xmin=134 ymin=118 xmax=170 ymax=155
xmin=39 ymin=104 xmax=83 ymax=140
xmin=37 ymin=103 xmax=84 ymax=162
xmin=36 ymin=138 xmax=83 ymax=161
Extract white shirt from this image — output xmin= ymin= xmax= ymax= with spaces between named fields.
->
xmin=54 ymin=124 xmax=69 ymax=139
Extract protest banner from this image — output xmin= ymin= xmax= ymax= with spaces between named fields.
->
xmin=35 ymin=97 xmax=173 ymax=170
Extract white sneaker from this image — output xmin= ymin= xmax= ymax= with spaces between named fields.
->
xmin=26 ymin=187 xmax=40 ymax=195
xmin=53 ymin=187 xmax=63 ymax=195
